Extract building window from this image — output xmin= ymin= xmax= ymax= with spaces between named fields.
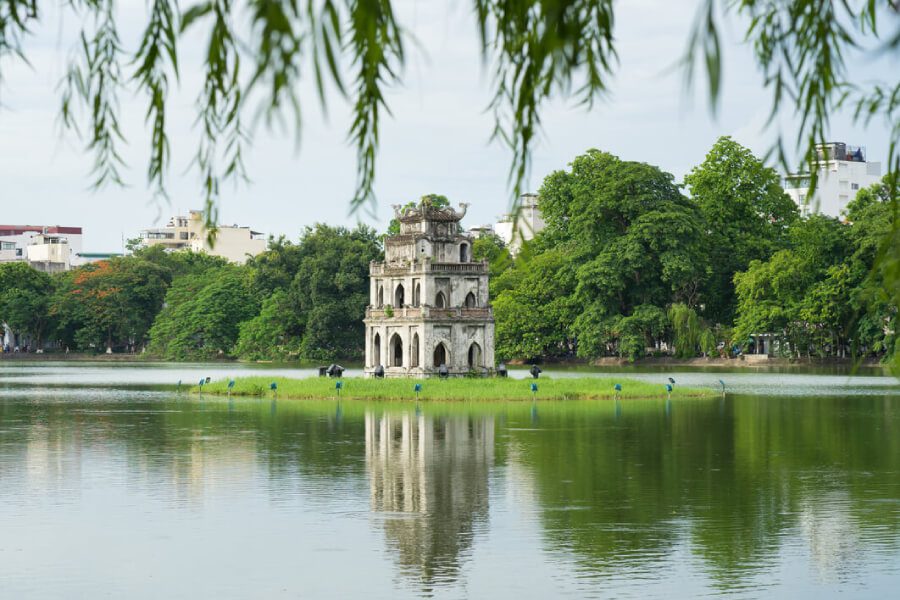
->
xmin=467 ymin=342 xmax=482 ymax=369
xmin=413 ymin=282 xmax=421 ymax=307
xmin=390 ymin=333 xmax=403 ymax=367
xmin=851 ymin=183 xmax=859 ymax=190
xmin=410 ymin=333 xmax=419 ymax=368
xmin=435 ymin=291 xmax=447 ymax=308
xmin=465 ymin=292 xmax=477 ymax=308
xmin=460 ymin=243 xmax=469 ymax=263
xmin=433 ymin=343 xmax=448 ymax=368
xmin=394 ymin=283 xmax=405 ymax=308
xmin=377 ymin=285 xmax=384 ymax=307
xmin=373 ymin=332 xmax=381 ymax=366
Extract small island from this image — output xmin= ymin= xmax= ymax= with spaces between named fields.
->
xmin=197 ymin=376 xmax=715 ymax=402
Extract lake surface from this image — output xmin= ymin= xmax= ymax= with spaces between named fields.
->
xmin=1 ymin=363 xmax=898 ymax=598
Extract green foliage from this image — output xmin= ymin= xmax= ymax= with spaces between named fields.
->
xmin=238 ymin=224 xmax=382 ymax=362
xmin=52 ymin=258 xmax=171 ymax=351
xmin=684 ymin=136 xmax=798 ymax=323
xmin=132 ymin=245 xmax=229 ymax=279
xmin=148 ymin=266 xmax=259 ymax=360
xmin=234 ymin=290 xmax=301 ymax=361
xmin=288 ymin=224 xmax=383 ymax=360
xmin=540 ymin=150 xmax=708 ymax=313
xmin=731 ymin=194 xmax=896 ymax=362
xmin=493 ymin=249 xmax=578 ymax=360
xmin=0 ymin=263 xmax=54 ymax=346
xmin=576 ymin=304 xmax=669 ymax=361
xmin=667 ymin=303 xmax=720 ymax=359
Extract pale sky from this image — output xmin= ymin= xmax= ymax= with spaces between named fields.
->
xmin=0 ymin=1 xmax=893 ymax=252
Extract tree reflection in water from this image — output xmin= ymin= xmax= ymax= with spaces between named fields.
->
xmin=365 ymin=411 xmax=493 ymax=587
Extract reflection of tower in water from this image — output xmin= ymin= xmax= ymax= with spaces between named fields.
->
xmin=365 ymin=411 xmax=494 ymax=586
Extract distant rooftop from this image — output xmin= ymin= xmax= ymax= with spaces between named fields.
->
xmin=0 ymin=225 xmax=83 ymax=236
xmin=814 ymin=142 xmax=867 ymax=163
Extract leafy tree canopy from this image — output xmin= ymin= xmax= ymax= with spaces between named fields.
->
xmin=0 ymin=262 xmax=55 ymax=346
xmin=684 ymin=136 xmax=798 ymax=323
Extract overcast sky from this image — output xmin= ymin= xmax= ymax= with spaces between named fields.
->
xmin=0 ymin=1 xmax=893 ymax=252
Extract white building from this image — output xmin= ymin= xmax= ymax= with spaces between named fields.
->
xmin=364 ymin=200 xmax=495 ymax=377
xmin=139 ymin=210 xmax=267 ymax=264
xmin=495 ymin=193 xmax=545 ymax=254
xmin=784 ymin=142 xmax=882 ymax=218
xmin=0 ymin=225 xmax=85 ymax=272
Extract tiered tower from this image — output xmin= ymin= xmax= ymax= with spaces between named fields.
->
xmin=364 ymin=200 xmax=495 ymax=377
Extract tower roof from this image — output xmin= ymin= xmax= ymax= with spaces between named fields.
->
xmin=393 ymin=200 xmax=469 ymax=224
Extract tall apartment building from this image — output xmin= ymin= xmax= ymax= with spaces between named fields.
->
xmin=139 ymin=210 xmax=267 ymax=264
xmin=784 ymin=142 xmax=882 ymax=218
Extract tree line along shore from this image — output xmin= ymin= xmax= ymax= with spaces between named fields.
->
xmin=1 ymin=138 xmax=896 ymax=371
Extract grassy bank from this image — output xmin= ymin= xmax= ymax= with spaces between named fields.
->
xmin=198 ymin=376 xmax=716 ymax=401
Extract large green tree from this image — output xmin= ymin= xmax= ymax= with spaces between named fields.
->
xmin=492 ymin=249 xmax=579 ymax=361
xmin=684 ymin=136 xmax=798 ymax=323
xmin=732 ymin=215 xmax=850 ymax=357
xmin=52 ymin=258 xmax=171 ymax=351
xmin=237 ymin=224 xmax=383 ymax=361
xmin=540 ymin=150 xmax=708 ymax=313
xmin=148 ymin=265 xmax=259 ymax=360
xmin=536 ymin=150 xmax=709 ymax=358
xmin=0 ymin=262 xmax=54 ymax=347
xmin=289 ymin=224 xmax=383 ymax=360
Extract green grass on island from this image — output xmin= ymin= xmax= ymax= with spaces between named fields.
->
xmin=197 ymin=376 xmax=716 ymax=401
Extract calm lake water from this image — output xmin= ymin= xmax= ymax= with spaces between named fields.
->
xmin=1 ymin=363 xmax=898 ymax=598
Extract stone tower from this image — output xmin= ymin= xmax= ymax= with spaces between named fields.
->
xmin=364 ymin=200 xmax=495 ymax=377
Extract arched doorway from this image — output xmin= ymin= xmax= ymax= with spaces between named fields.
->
xmin=468 ymin=342 xmax=482 ymax=369
xmin=435 ymin=291 xmax=447 ymax=308
xmin=460 ymin=243 xmax=469 ymax=263
xmin=464 ymin=292 xmax=476 ymax=308
xmin=390 ymin=333 xmax=403 ymax=367
xmin=373 ymin=332 xmax=381 ymax=366
xmin=413 ymin=283 xmax=421 ymax=307
xmin=394 ymin=284 xmax=404 ymax=308
xmin=433 ymin=343 xmax=448 ymax=368
xmin=377 ymin=286 xmax=384 ymax=307
xmin=410 ymin=333 xmax=419 ymax=367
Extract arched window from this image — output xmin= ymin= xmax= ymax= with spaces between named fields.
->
xmin=433 ymin=343 xmax=448 ymax=368
xmin=377 ymin=286 xmax=384 ymax=307
xmin=373 ymin=332 xmax=381 ymax=366
xmin=413 ymin=283 xmax=421 ymax=307
xmin=389 ymin=333 xmax=403 ymax=367
xmin=435 ymin=291 xmax=447 ymax=308
xmin=464 ymin=292 xmax=477 ymax=308
xmin=468 ymin=342 xmax=482 ymax=369
xmin=460 ymin=243 xmax=469 ymax=263
xmin=394 ymin=283 xmax=405 ymax=308
xmin=410 ymin=333 xmax=419 ymax=367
